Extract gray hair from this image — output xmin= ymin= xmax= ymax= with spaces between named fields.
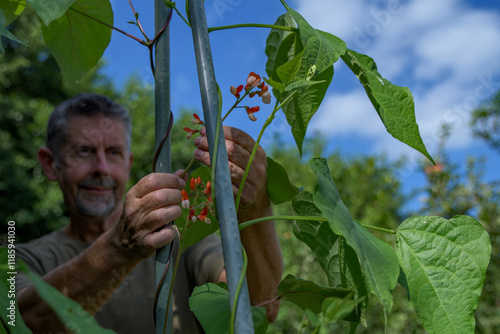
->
xmin=47 ymin=93 xmax=132 ymax=159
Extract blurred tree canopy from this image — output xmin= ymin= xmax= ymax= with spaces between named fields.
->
xmin=470 ymin=89 xmax=500 ymax=153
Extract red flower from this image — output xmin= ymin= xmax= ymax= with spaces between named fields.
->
xmin=189 ymin=208 xmax=196 ymax=223
xmin=204 ymin=181 xmax=211 ymax=195
xmin=246 ymin=72 xmax=261 ymax=88
xmin=244 ymin=106 xmax=259 ymax=121
xmin=261 ymin=91 xmax=271 ymax=104
xmin=230 ymin=85 xmax=244 ymax=99
xmin=190 ymin=177 xmax=196 ymax=191
xmin=181 ymin=190 xmax=190 ymax=208
xmin=192 ymin=113 xmax=204 ymax=125
xmin=197 ymin=207 xmax=210 ymax=224
xmin=183 ymin=127 xmax=199 ymax=140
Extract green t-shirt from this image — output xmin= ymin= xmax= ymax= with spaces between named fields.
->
xmin=15 ymin=229 xmax=225 ymax=333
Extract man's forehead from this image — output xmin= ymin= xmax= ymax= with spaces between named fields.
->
xmin=66 ymin=115 xmax=127 ymax=145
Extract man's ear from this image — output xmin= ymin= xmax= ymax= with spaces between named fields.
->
xmin=38 ymin=147 xmax=58 ymax=181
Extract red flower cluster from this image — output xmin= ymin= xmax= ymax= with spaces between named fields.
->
xmin=229 ymin=72 xmax=272 ymax=122
xmin=183 ymin=113 xmax=204 ymax=139
xmin=181 ymin=176 xmax=212 ymax=225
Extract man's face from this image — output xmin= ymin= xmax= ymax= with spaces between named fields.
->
xmin=55 ymin=115 xmax=132 ymax=218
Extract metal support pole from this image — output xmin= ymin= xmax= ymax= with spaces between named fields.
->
xmin=154 ymin=1 xmax=173 ymax=333
xmin=188 ymin=1 xmax=255 ymax=333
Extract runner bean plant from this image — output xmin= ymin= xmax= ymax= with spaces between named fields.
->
xmin=0 ymin=0 xmax=492 ymax=333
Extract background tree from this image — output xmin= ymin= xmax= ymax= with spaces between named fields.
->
xmin=470 ymin=89 xmax=500 ymax=153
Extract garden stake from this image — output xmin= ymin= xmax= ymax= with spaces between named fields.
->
xmin=153 ymin=2 xmax=174 ymax=333
xmin=188 ymin=0 xmax=255 ymax=332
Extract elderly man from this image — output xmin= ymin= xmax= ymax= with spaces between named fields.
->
xmin=15 ymin=93 xmax=283 ymax=333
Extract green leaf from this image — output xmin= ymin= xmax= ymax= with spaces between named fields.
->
xmin=0 ymin=0 xmax=26 ymax=25
xmin=309 ymin=157 xmax=399 ymax=316
xmin=41 ymin=0 xmax=113 ymax=83
xmin=341 ymin=49 xmax=434 ymax=163
xmin=266 ymin=157 xmax=300 ymax=205
xmin=176 ymin=166 xmax=219 ymax=251
xmin=28 ymin=0 xmax=76 ymax=25
xmin=189 ymin=283 xmax=269 ymax=334
xmin=278 ymin=275 xmax=353 ymax=314
xmin=396 ymin=215 xmax=491 ymax=334
xmin=281 ymin=66 xmax=333 ymax=156
xmin=292 ymin=192 xmax=368 ymax=308
xmin=283 ymin=79 xmax=326 ymax=92
xmin=265 ymin=12 xmax=296 ymax=82
xmin=321 ymin=294 xmax=364 ymax=325
xmin=12 ymin=258 xmax=115 ymax=333
xmin=0 ymin=8 xmax=29 ymax=53
xmin=0 ymin=248 xmax=32 ymax=333
xmin=280 ymin=0 xmax=346 ymax=74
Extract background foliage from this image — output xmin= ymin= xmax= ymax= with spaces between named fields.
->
xmin=1 ymin=6 xmax=498 ymax=334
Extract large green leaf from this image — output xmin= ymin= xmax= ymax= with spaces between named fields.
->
xmin=266 ymin=157 xmax=300 ymax=205
xmin=176 ymin=166 xmax=219 ymax=251
xmin=0 ymin=0 xmax=26 ymax=25
xmin=41 ymin=0 xmax=113 ymax=83
xmin=189 ymin=283 xmax=269 ymax=334
xmin=265 ymin=1 xmax=346 ymax=156
xmin=277 ymin=274 xmax=357 ymax=321
xmin=396 ymin=215 xmax=491 ymax=334
xmin=341 ymin=49 xmax=434 ymax=163
xmin=292 ymin=192 xmax=368 ymax=305
xmin=28 ymin=0 xmax=76 ymax=25
xmin=309 ymin=157 xmax=399 ymax=316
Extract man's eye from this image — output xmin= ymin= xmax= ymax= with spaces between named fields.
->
xmin=78 ymin=146 xmax=91 ymax=156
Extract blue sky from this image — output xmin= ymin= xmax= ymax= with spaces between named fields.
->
xmin=102 ymin=0 xmax=500 ymax=208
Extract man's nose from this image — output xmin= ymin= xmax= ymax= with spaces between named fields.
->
xmin=92 ymin=150 xmax=110 ymax=176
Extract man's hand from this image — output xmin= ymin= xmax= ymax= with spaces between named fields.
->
xmin=113 ymin=173 xmax=185 ymax=259
xmin=193 ymin=126 xmax=269 ymax=217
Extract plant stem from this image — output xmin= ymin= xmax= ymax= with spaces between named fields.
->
xmin=238 ymin=215 xmax=397 ymax=234
xmin=69 ymin=7 xmax=148 ymax=46
xmin=229 ymin=246 xmax=248 ymax=334
xmin=170 ymin=4 xmax=191 ymax=27
xmin=128 ymin=0 xmax=150 ymax=42
xmin=235 ymin=91 xmax=296 ymax=211
xmin=222 ymin=89 xmax=251 ymax=122
xmin=208 ymin=23 xmax=298 ymax=33
xmin=180 ymin=156 xmax=197 ymax=179
xmin=162 ymin=224 xmax=188 ymax=334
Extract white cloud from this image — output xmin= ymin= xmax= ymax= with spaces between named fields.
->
xmin=295 ymin=0 xmax=500 ymax=153
xmin=309 ymin=91 xmax=385 ymax=138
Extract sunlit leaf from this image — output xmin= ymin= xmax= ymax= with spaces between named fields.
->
xmin=396 ymin=215 xmax=491 ymax=334
xmin=341 ymin=49 xmax=434 ymax=163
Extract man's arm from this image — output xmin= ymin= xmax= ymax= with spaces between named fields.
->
xmin=18 ymin=173 xmax=184 ymax=331
xmin=194 ymin=126 xmax=283 ymax=322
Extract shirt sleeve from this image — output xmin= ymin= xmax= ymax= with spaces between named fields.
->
xmin=183 ymin=234 xmax=225 ymax=286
